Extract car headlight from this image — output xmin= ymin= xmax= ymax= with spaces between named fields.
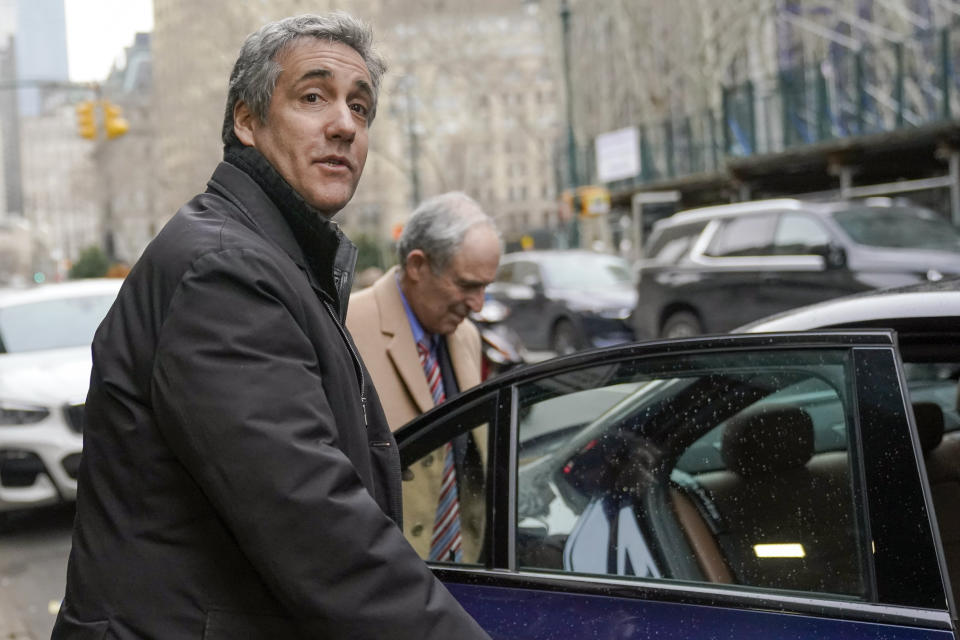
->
xmin=0 ymin=401 xmax=51 ymax=426
xmin=598 ymin=307 xmax=633 ymax=320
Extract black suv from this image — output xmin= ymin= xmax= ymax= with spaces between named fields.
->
xmin=633 ymin=198 xmax=960 ymax=338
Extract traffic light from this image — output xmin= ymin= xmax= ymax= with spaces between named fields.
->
xmin=75 ymin=101 xmax=97 ymax=140
xmin=577 ymin=185 xmax=610 ymax=217
xmin=103 ymin=101 xmax=129 ymax=139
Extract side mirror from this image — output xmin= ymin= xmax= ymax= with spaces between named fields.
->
xmin=825 ymin=243 xmax=847 ymax=269
xmin=812 ymin=243 xmax=847 ymax=269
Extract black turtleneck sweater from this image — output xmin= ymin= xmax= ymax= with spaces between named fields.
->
xmin=223 ymin=142 xmax=357 ymax=319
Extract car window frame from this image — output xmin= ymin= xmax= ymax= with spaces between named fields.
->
xmin=694 ymin=214 xmax=825 ymax=270
xmin=395 ymin=331 xmax=955 ymax=632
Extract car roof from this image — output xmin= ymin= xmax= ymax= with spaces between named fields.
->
xmin=0 ymin=278 xmax=123 ymax=308
xmin=739 ymin=277 xmax=960 ymax=332
xmin=656 ymin=196 xmax=906 ymax=230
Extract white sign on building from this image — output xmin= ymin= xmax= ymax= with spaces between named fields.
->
xmin=595 ymin=126 xmax=640 ymax=183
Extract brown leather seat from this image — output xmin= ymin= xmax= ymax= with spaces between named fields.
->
xmin=698 ymin=405 xmax=863 ymax=595
xmin=670 ymin=487 xmax=733 ymax=583
xmin=913 ymin=401 xmax=960 ymax=606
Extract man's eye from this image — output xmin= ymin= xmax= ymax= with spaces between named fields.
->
xmin=304 ymin=93 xmax=320 ymax=103
xmin=350 ymin=103 xmax=369 ymax=117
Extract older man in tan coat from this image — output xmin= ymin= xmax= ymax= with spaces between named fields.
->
xmin=347 ymin=192 xmax=500 ymax=562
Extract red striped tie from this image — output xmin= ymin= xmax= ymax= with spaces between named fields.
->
xmin=416 ymin=339 xmax=463 ymax=562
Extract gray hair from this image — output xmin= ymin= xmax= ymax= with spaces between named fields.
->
xmin=221 ymin=12 xmax=387 ymax=145
xmin=398 ymin=192 xmax=499 ymax=272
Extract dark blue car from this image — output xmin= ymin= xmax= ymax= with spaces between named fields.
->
xmin=396 ymin=330 xmax=958 ymax=639
xmin=486 ymin=250 xmax=636 ymax=355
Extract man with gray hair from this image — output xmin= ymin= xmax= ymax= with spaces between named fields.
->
xmin=348 ymin=192 xmax=501 ymax=563
xmin=53 ymin=14 xmax=489 ymax=640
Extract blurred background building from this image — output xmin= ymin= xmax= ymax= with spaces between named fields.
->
xmin=3 ymin=0 xmax=960 ymax=284
xmin=151 ymin=0 xmax=560 ymax=256
xmin=562 ymin=0 xmax=960 ymax=247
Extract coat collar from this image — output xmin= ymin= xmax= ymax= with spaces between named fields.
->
xmin=373 ymin=267 xmax=434 ymax=414
xmin=448 ymin=328 xmax=479 ymax=394
xmin=372 ymin=267 xmax=479 ymax=413
xmin=207 ymin=148 xmax=357 ymax=320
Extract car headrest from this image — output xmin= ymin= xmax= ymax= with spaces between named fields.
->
xmin=912 ymin=401 xmax=944 ymax=453
xmin=721 ymin=405 xmax=814 ymax=478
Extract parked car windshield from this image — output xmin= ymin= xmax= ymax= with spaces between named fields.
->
xmin=540 ymin=254 xmax=633 ymax=289
xmin=832 ymin=206 xmax=960 ymax=251
xmin=0 ymin=294 xmax=116 ymax=353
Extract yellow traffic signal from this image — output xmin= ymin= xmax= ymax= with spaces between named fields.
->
xmin=75 ymin=100 xmax=97 ymax=140
xmin=577 ymin=185 xmax=610 ymax=217
xmin=103 ymin=101 xmax=129 ymax=139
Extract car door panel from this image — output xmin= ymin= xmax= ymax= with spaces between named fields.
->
xmin=396 ymin=332 xmax=957 ymax=639
xmin=446 ymin=581 xmax=953 ymax=640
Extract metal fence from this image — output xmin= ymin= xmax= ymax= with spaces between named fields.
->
xmin=579 ymin=24 xmax=960 ymax=190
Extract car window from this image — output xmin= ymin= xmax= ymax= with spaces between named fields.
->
xmin=676 ymin=376 xmax=847 ymax=473
xmin=401 ymin=396 xmax=493 ymax=567
xmin=512 ymin=261 xmax=542 ymax=286
xmin=644 ymin=222 xmax=708 ymax=264
xmin=0 ymin=293 xmax=117 ymax=353
xmin=538 ymin=255 xmax=633 ymax=289
xmin=772 ymin=213 xmax=832 ymax=255
xmin=515 ymin=350 xmax=868 ymax=599
xmin=704 ymin=213 xmax=777 ymax=257
xmin=831 ymin=205 xmax=960 ymax=251
xmin=903 ymin=362 xmax=960 ymax=432
xmin=495 ymin=262 xmax=515 ymax=283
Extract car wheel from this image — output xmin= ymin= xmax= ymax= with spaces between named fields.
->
xmin=661 ymin=311 xmax=702 ymax=338
xmin=552 ymin=319 xmax=582 ymax=356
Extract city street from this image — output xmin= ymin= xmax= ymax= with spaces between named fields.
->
xmin=0 ymin=506 xmax=73 ymax=639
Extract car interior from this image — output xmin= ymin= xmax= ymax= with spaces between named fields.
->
xmin=512 ymin=354 xmax=960 ymax=607
xmin=686 ymin=404 xmax=861 ymax=595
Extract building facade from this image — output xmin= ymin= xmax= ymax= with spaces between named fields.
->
xmin=151 ymin=0 xmax=562 ymax=253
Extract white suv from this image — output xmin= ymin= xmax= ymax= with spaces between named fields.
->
xmin=0 ymin=278 xmax=121 ymax=517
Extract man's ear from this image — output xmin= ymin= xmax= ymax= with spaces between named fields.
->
xmin=233 ymin=101 xmax=257 ymax=147
xmin=404 ymin=250 xmax=429 ymax=283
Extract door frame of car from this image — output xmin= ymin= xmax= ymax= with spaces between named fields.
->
xmin=396 ymin=331 xmax=958 ymax=638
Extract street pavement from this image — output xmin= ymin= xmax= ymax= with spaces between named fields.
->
xmin=0 ymin=506 xmax=74 ymax=640
xmin=0 ymin=594 xmax=31 ymax=639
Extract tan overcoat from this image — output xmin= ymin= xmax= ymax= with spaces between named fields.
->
xmin=347 ymin=266 xmax=487 ymax=561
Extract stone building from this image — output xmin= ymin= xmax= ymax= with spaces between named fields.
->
xmin=151 ymin=0 xmax=562 ymax=251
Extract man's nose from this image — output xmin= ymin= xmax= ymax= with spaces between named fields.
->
xmin=325 ymin=101 xmax=357 ymax=142
xmin=465 ymin=288 xmax=485 ymax=313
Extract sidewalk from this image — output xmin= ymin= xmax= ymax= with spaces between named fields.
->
xmin=0 ymin=584 xmax=34 ymax=640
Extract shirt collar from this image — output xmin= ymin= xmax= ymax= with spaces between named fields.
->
xmin=396 ymin=271 xmax=432 ymax=349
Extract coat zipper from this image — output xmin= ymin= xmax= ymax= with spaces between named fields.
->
xmin=323 ymin=300 xmax=367 ymax=427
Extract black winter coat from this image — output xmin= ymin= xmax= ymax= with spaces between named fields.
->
xmin=52 ymin=160 xmax=489 ymax=639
